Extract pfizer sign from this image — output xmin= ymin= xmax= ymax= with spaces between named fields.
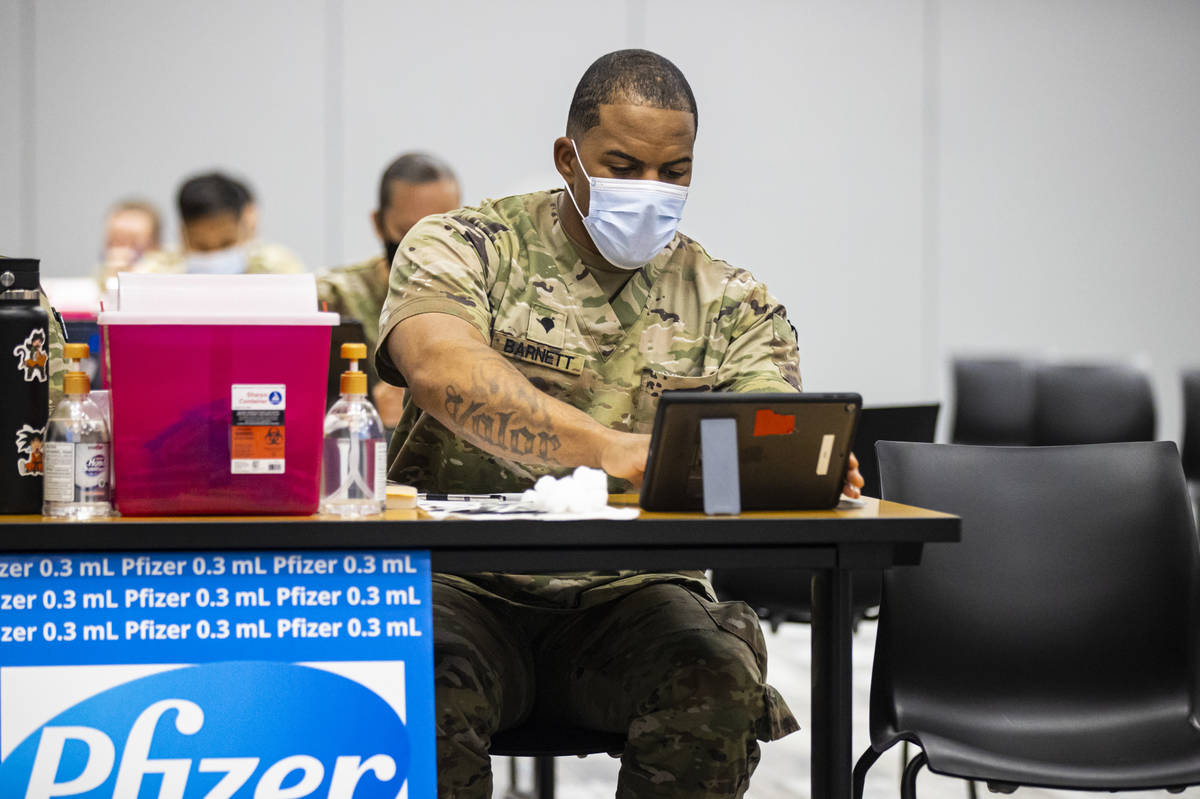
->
xmin=1 ymin=661 xmax=410 ymax=799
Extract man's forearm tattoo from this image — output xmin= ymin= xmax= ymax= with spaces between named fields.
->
xmin=443 ymin=366 xmax=563 ymax=463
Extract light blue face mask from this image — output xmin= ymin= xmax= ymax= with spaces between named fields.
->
xmin=564 ymin=140 xmax=689 ymax=271
xmin=184 ymin=246 xmax=249 ymax=275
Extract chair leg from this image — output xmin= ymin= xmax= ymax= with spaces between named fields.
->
xmin=967 ymin=779 xmax=979 ymax=799
xmin=901 ymin=750 xmax=928 ymax=799
xmin=900 ymin=740 xmax=910 ymax=793
xmin=534 ymin=755 xmax=555 ymax=799
xmin=852 ymin=745 xmax=884 ymax=799
xmin=502 ymin=757 xmax=533 ymax=799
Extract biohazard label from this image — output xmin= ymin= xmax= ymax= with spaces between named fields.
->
xmin=231 ymin=384 xmax=285 ymax=474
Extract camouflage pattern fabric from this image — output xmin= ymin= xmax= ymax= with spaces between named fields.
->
xmin=376 ymin=188 xmax=803 ymax=794
xmin=316 ymin=255 xmax=389 ymax=384
xmin=134 ymin=240 xmax=306 ymax=274
xmin=375 ymin=188 xmax=802 ymax=496
xmin=434 ymin=580 xmax=798 ymax=799
xmin=375 ymin=188 xmax=803 ymax=609
xmin=40 ymin=290 xmax=65 ymax=414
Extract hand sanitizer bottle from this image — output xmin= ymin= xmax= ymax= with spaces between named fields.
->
xmin=43 ymin=343 xmax=112 ymax=519
xmin=321 ymin=343 xmax=386 ymax=517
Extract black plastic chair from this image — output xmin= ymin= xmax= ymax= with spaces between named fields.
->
xmin=710 ymin=404 xmax=940 ymax=629
xmin=853 ymin=441 xmax=1200 ymax=798
xmin=1182 ymin=370 xmax=1200 ymax=483
xmin=950 ymin=358 xmax=1037 ymax=445
xmin=491 ymin=724 xmax=624 ymax=799
xmin=1033 ymin=362 xmax=1155 ymax=444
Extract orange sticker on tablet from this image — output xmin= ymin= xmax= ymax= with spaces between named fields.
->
xmin=753 ymin=408 xmax=795 ymax=436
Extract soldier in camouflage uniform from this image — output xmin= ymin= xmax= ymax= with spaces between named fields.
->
xmin=135 ymin=172 xmax=305 ymax=276
xmin=375 ymin=50 xmax=861 ymax=798
xmin=317 ymin=153 xmax=459 ymax=425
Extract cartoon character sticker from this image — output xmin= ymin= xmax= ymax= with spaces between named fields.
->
xmin=13 ymin=329 xmax=48 ymax=383
xmin=15 ymin=425 xmax=44 ymax=477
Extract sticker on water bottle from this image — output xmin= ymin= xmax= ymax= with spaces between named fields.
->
xmin=231 ymin=384 xmax=286 ymax=474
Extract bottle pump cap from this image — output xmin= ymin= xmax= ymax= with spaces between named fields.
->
xmin=63 ymin=342 xmax=90 ymax=395
xmin=339 ymin=342 xmax=368 ymax=395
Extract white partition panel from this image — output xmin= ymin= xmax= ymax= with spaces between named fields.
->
xmin=937 ymin=1 xmax=1200 ymax=442
xmin=642 ymin=0 xmax=928 ymax=405
xmin=29 ymin=0 xmax=328 ymax=277
xmin=336 ymin=0 xmax=633 ymax=267
xmin=0 ymin=1 xmax=26 ymax=255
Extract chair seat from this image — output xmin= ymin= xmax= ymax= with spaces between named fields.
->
xmin=490 ymin=724 xmax=625 ymax=758
xmin=904 ymin=703 xmax=1200 ymax=791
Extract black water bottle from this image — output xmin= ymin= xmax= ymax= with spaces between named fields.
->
xmin=1 ymin=258 xmax=50 ymax=513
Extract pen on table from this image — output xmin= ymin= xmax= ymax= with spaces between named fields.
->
xmin=420 ymin=493 xmax=510 ymax=502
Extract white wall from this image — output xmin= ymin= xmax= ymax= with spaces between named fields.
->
xmin=936 ymin=0 xmax=1200 ymax=442
xmin=3 ymin=0 xmax=1198 ymax=441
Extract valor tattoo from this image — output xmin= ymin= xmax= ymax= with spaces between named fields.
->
xmin=442 ymin=357 xmax=564 ymax=464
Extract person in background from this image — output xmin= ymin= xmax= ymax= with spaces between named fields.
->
xmin=136 ymin=172 xmax=305 ymax=275
xmin=228 ymin=175 xmax=306 ymax=275
xmin=317 ymin=152 xmax=460 ymax=427
xmin=97 ymin=199 xmax=162 ymax=289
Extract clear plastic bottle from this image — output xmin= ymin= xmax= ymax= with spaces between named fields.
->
xmin=43 ymin=343 xmax=112 ymax=519
xmin=321 ymin=343 xmax=387 ymax=517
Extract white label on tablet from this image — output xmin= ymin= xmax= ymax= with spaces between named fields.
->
xmin=816 ymin=434 xmax=835 ymax=475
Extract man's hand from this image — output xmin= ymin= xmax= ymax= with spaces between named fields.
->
xmin=371 ymin=382 xmax=406 ymax=428
xmin=843 ymin=451 xmax=865 ymax=499
xmin=598 ymin=431 xmax=651 ymax=488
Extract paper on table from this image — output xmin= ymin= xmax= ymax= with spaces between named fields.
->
xmin=418 ymin=495 xmax=639 ymax=521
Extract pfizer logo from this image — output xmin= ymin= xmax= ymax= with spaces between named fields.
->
xmin=268 ymin=391 xmax=283 ymax=405
xmin=0 ymin=662 xmax=409 ymax=798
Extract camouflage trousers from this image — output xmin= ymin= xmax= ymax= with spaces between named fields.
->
xmin=434 ymin=579 xmax=798 ymax=798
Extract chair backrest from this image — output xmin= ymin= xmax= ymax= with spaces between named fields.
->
xmin=855 ymin=404 xmax=940 ymax=498
xmin=871 ymin=441 xmax=1199 ymax=743
xmin=710 ymin=404 xmax=941 ymax=622
xmin=1182 ymin=370 xmax=1200 ymax=481
xmin=951 ymin=358 xmax=1037 ymax=445
xmin=1033 ymin=363 xmax=1155 ymax=444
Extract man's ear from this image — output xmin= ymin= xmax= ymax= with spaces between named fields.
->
xmin=371 ymin=210 xmax=384 ymax=241
xmin=552 ymin=137 xmax=577 ymax=184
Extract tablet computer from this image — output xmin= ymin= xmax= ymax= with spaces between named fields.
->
xmin=638 ymin=392 xmax=862 ymax=511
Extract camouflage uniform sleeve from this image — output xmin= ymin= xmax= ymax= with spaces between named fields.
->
xmin=40 ymin=291 xmax=65 ymax=414
xmin=248 ymin=242 xmax=306 ymax=274
xmin=315 ymin=273 xmax=345 ymax=316
xmin=374 ymin=213 xmax=501 ymax=387
xmin=714 ymin=278 xmax=803 ymax=393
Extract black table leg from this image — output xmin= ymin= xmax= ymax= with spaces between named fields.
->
xmin=811 ymin=567 xmax=853 ymax=799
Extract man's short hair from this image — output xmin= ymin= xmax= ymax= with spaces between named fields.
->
xmin=567 ymin=49 xmax=698 ymax=139
xmin=177 ymin=172 xmax=247 ymax=223
xmin=228 ymin=176 xmax=255 ymax=207
xmin=378 ymin=153 xmax=459 ymax=211
xmin=108 ymin=198 xmax=162 ymax=247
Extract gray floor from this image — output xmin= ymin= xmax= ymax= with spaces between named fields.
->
xmin=492 ymin=619 xmax=1199 ymax=799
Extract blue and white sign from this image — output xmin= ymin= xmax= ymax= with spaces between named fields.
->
xmin=0 ymin=550 xmax=434 ymax=798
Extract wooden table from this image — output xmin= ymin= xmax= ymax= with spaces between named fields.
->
xmin=0 ymin=496 xmax=959 ymax=799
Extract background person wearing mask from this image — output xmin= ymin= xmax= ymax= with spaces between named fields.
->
xmin=136 ymin=171 xmax=305 ymax=275
xmin=317 ymin=152 xmax=460 ymax=427
xmin=96 ymin=199 xmax=162 ymax=289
